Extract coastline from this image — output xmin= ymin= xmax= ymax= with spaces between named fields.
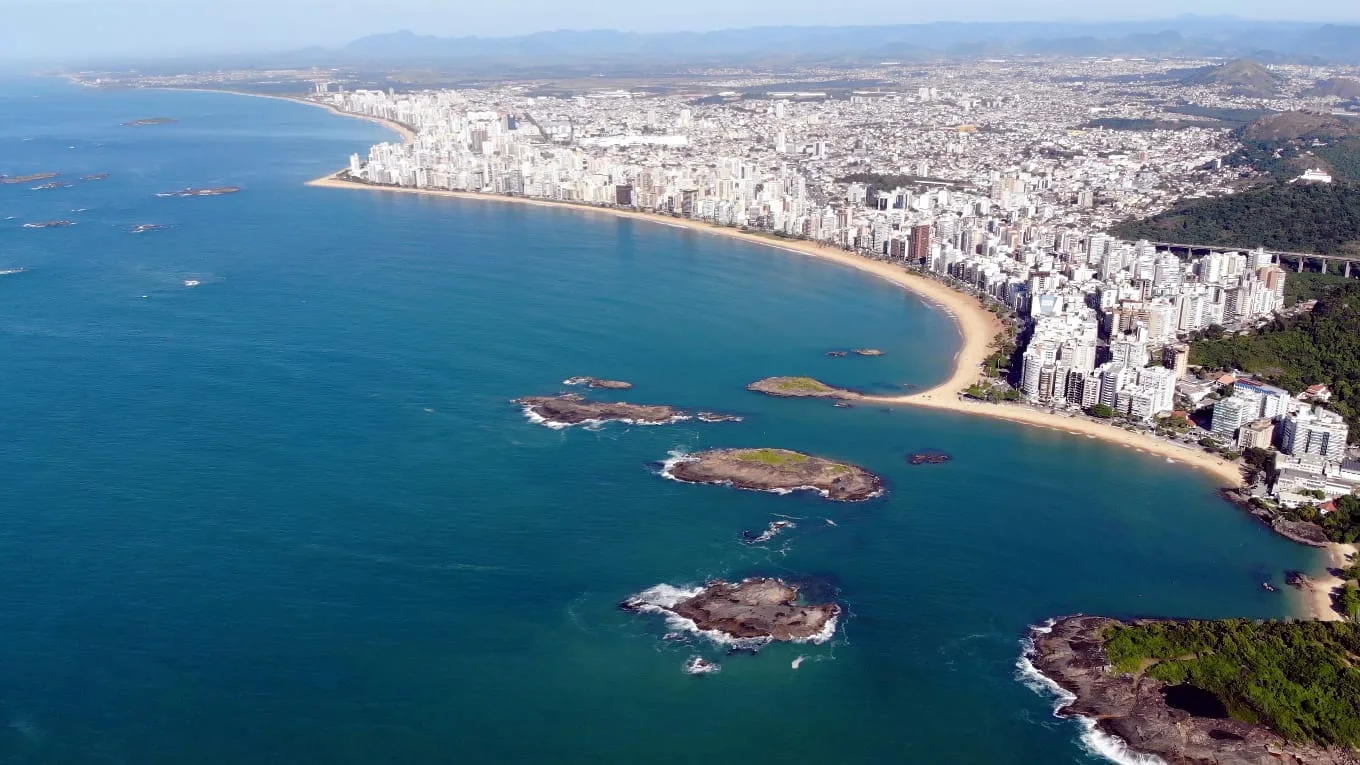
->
xmin=308 ymin=173 xmax=1247 ymax=487
xmin=139 ymin=86 xmax=419 ymax=144
xmin=1306 ymin=542 xmax=1359 ymax=622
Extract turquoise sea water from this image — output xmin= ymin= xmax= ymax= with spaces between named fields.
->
xmin=0 ymin=80 xmax=1324 ymax=764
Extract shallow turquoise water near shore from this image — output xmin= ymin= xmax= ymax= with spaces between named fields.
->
xmin=0 ymin=80 xmax=1323 ymax=764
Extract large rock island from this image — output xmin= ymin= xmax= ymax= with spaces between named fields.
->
xmin=1027 ymin=615 xmax=1360 ymax=765
xmin=663 ymin=448 xmax=883 ymax=501
xmin=623 ymin=578 xmax=839 ymax=643
xmin=515 ymin=393 xmax=687 ymax=427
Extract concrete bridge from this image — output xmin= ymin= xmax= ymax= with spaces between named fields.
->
xmin=1146 ymin=241 xmax=1360 ymax=276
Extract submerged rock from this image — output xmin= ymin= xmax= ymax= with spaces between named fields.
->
xmin=741 ymin=519 xmax=796 ymax=544
xmin=908 ymin=451 xmax=953 ymax=465
xmin=664 ymin=448 xmax=883 ymax=501
xmin=562 ymin=376 xmax=634 ymax=390
xmin=514 ymin=393 xmax=686 ymax=427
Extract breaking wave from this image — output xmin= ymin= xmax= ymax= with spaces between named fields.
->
xmin=1016 ymin=620 xmax=1166 ymax=765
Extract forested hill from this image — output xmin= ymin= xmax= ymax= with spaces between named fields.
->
xmin=1103 ymin=619 xmax=1360 ymax=747
xmin=1110 ymin=182 xmax=1360 ymax=255
xmin=1190 ymin=282 xmax=1360 ymax=439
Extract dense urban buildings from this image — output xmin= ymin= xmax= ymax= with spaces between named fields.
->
xmin=307 ymin=55 xmax=1358 ymax=507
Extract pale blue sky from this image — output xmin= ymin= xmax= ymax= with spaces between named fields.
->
xmin=2 ymin=0 xmax=1358 ymax=60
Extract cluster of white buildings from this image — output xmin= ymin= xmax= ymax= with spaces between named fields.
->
xmin=319 ymin=68 xmax=1349 ymax=464
xmin=1209 ymin=379 xmax=1356 ymax=505
xmin=1012 ymin=241 xmax=1286 ymax=421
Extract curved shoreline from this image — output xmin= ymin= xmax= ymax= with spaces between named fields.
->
xmin=308 ymin=174 xmax=1245 ymax=483
xmin=140 ymin=87 xmax=419 ymax=144
xmin=294 ymin=109 xmax=1347 ymax=621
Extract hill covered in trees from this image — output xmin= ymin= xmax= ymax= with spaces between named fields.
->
xmin=1190 ymin=282 xmax=1360 ymax=439
xmin=1111 ymin=182 xmax=1360 ymax=255
xmin=1103 ymin=619 xmax=1360 ymax=747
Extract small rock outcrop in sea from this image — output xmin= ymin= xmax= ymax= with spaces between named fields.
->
xmin=696 ymin=412 xmax=743 ymax=423
xmin=123 ymin=117 xmax=178 ymax=126
xmin=741 ymin=519 xmax=796 ymax=545
xmin=22 ymin=220 xmax=75 ymax=229
xmin=908 ymin=451 xmax=953 ymax=465
xmin=1026 ymin=616 xmax=1358 ymax=765
xmin=132 ymin=224 xmax=167 ymax=234
xmin=623 ymin=578 xmax=839 ymax=643
xmin=156 ymin=186 xmax=242 ymax=198
xmin=826 ymin=350 xmax=849 ymax=357
xmin=80 ymin=173 xmax=110 ymax=181
xmin=853 ymin=349 xmax=885 ymax=357
xmin=563 ymin=376 xmax=633 ymax=390
xmin=684 ymin=656 xmax=720 ymax=675
xmin=514 ymin=393 xmax=687 ymax=427
xmin=747 ymin=377 xmax=853 ymax=399
xmin=663 ymin=448 xmax=883 ymax=501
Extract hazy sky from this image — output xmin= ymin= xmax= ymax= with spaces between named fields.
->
xmin=3 ymin=0 xmax=1358 ymax=60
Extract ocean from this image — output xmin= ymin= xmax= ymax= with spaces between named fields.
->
xmin=0 ymin=79 xmax=1322 ymax=764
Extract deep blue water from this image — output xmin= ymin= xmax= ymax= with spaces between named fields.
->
xmin=0 ymin=80 xmax=1322 ymax=765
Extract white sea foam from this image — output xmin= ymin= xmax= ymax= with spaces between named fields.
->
xmin=522 ymin=404 xmax=690 ymax=430
xmin=684 ymin=656 xmax=721 ymax=675
xmin=0 ymin=268 xmax=25 ymax=276
xmin=625 ymin=583 xmax=774 ymax=650
xmin=792 ymin=655 xmax=807 ymax=669
xmin=790 ymin=613 xmax=838 ymax=645
xmin=1016 ymin=621 xmax=1167 ymax=765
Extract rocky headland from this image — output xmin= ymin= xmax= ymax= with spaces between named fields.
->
xmin=515 ymin=393 xmax=686 ymax=427
xmin=664 ymin=448 xmax=883 ymax=501
xmin=563 ymin=376 xmax=633 ymax=390
xmin=623 ymin=578 xmax=839 ymax=643
xmin=747 ymin=376 xmax=854 ymax=399
xmin=1220 ymin=489 xmax=1330 ymax=547
xmin=1027 ymin=615 xmax=1360 ymax=765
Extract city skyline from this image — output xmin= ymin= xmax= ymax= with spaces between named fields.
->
xmin=4 ymin=1 xmax=1360 ymax=60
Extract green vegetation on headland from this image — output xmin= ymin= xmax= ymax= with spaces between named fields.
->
xmin=1110 ymin=182 xmax=1360 ymax=256
xmin=1190 ymin=282 xmax=1360 ymax=440
xmin=1103 ymin=620 xmax=1360 ymax=747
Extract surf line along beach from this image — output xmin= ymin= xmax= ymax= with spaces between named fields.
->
xmin=305 ymin=167 xmax=1360 ymax=621
xmin=307 ymin=171 xmax=1245 ymax=488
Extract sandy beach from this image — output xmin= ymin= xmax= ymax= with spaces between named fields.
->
xmin=308 ymin=173 xmax=1249 ymax=488
xmin=1305 ymin=543 xmax=1358 ymax=621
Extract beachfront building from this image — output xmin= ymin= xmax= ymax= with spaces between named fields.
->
xmin=1210 ymin=396 xmax=1252 ymax=439
xmin=1280 ymin=406 xmax=1350 ymax=460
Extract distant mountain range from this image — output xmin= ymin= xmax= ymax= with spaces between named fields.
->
xmin=338 ymin=19 xmax=1360 ymax=64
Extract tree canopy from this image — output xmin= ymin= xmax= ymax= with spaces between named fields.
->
xmin=1104 ymin=619 xmax=1360 ymax=747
